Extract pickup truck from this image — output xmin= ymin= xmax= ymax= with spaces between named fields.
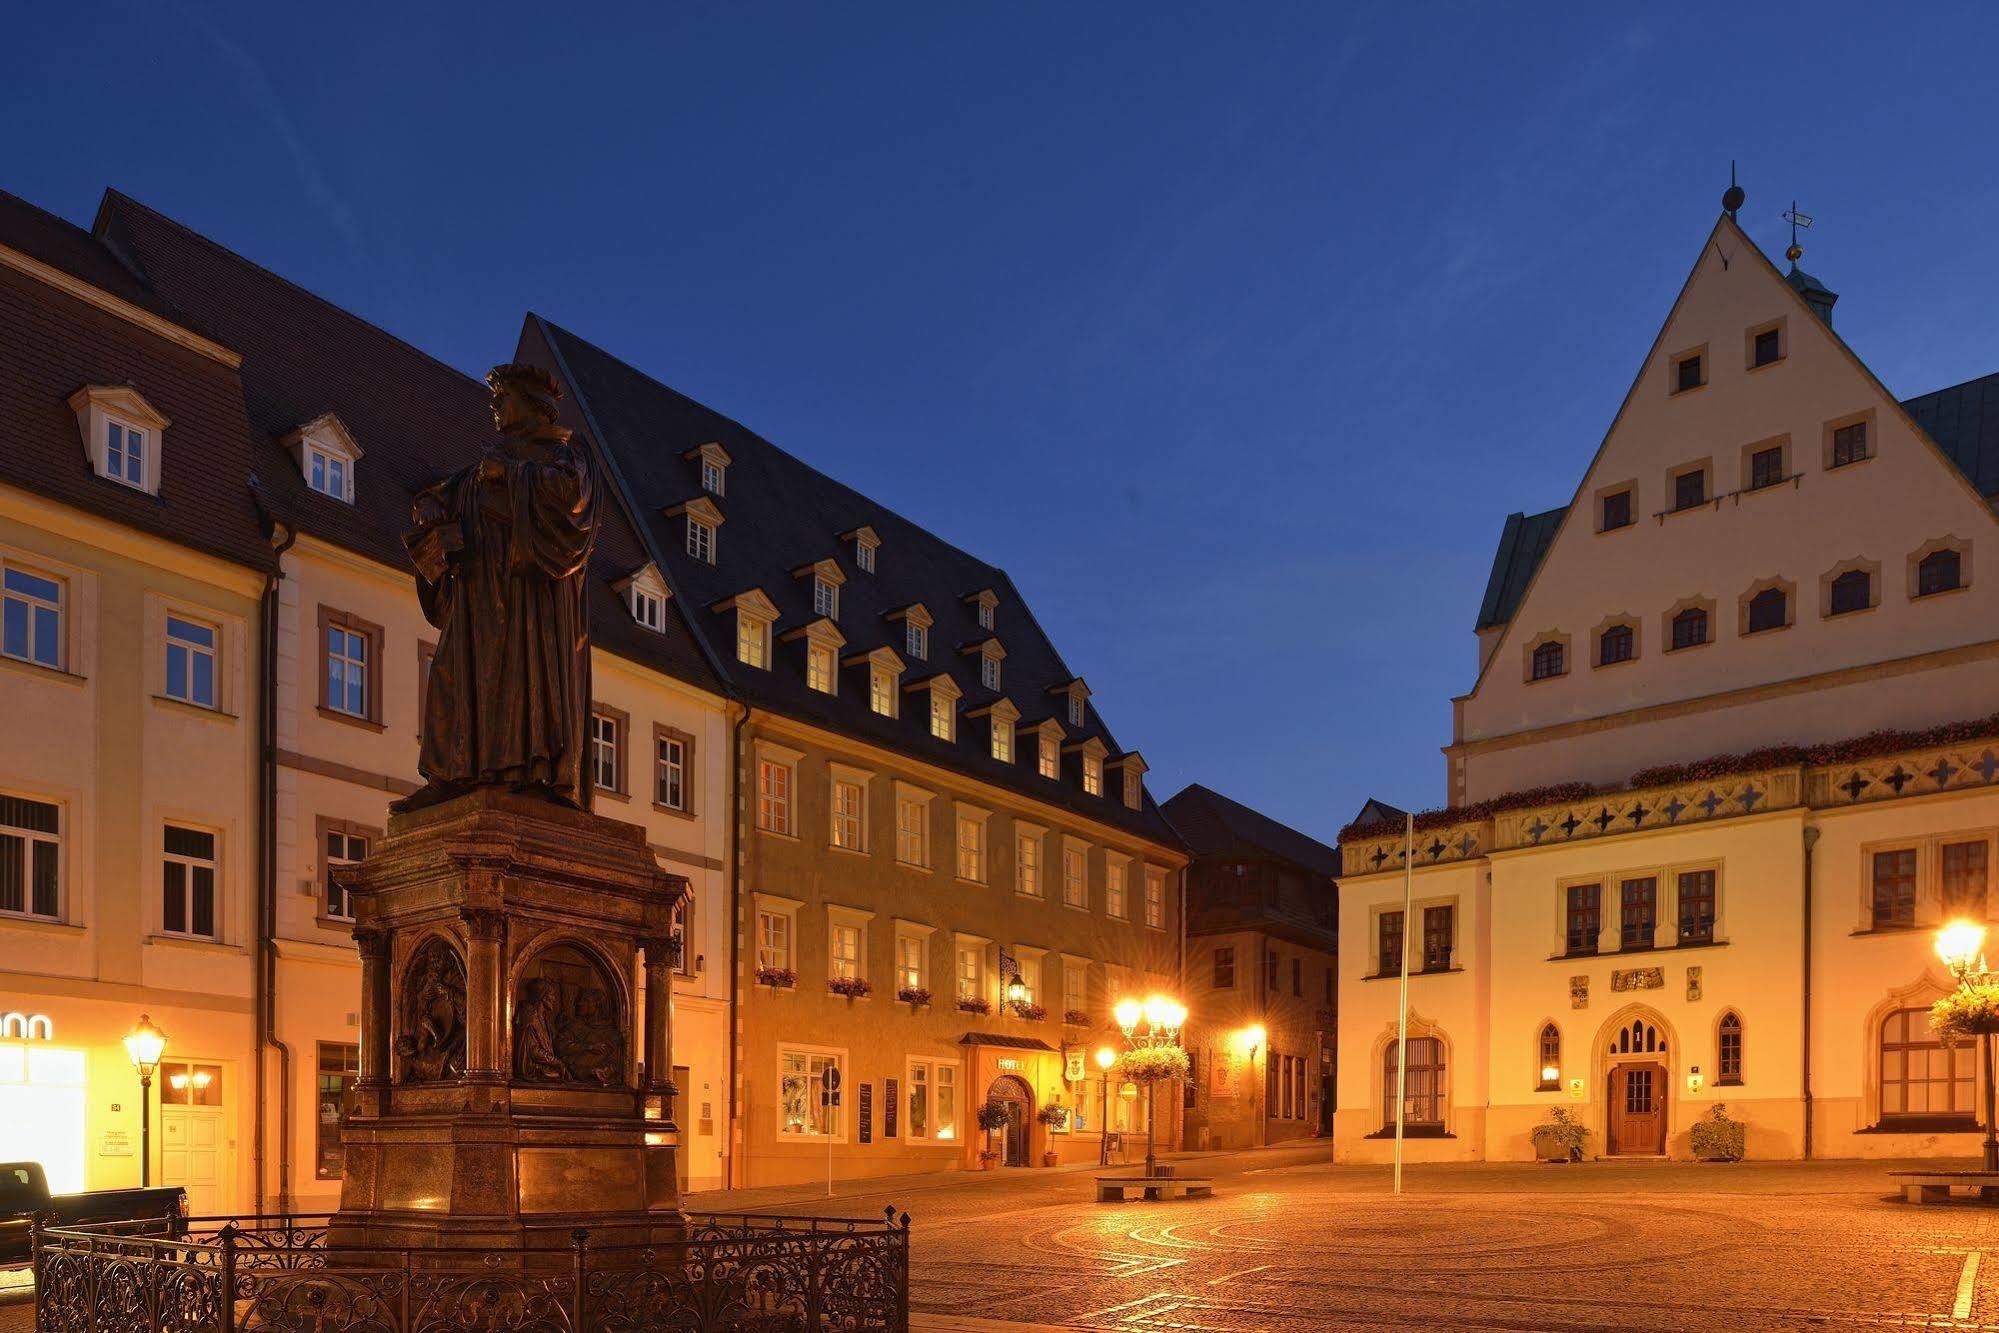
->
xmin=0 ymin=1162 xmax=185 ymax=1267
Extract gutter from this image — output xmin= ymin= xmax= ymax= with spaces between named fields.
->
xmin=1802 ymin=823 xmax=1818 ymax=1161
xmin=254 ymin=516 xmax=299 ymax=1215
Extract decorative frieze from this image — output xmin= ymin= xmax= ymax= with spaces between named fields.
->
xmin=1806 ymin=740 xmax=1999 ymax=809
xmin=1611 ymin=967 xmax=1664 ymax=992
xmin=1493 ymin=768 xmax=1801 ymax=853
xmin=1341 ymin=819 xmax=1488 ymax=878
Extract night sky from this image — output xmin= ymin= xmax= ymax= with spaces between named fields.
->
xmin=10 ymin=1 xmax=1998 ymax=841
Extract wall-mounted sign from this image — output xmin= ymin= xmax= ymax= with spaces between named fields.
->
xmin=1211 ymin=1049 xmax=1244 ymax=1098
xmin=995 ymin=1057 xmax=1021 ymax=1072
xmin=858 ymin=1083 xmax=873 ymax=1144
xmin=1063 ymin=1049 xmax=1084 ymax=1083
xmin=884 ymin=1078 xmax=898 ymax=1138
xmin=99 ymin=1131 xmax=133 ymax=1157
xmin=0 ymin=1013 xmax=54 ymax=1040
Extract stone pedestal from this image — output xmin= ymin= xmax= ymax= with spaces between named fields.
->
xmin=329 ymin=787 xmax=687 ymax=1255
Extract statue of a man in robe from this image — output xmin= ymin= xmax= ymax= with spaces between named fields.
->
xmin=396 ymin=363 xmax=598 ymax=813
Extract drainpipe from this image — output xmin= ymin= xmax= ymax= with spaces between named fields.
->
xmin=255 ymin=523 xmax=299 ymax=1215
xmin=725 ymin=701 xmax=747 ymax=1188
xmin=1802 ymin=823 xmax=1819 ymax=1161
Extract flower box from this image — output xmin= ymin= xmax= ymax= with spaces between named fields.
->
xmin=896 ymin=986 xmax=932 ymax=1007
xmin=1010 ymin=1001 xmax=1046 ymax=1022
xmin=1062 ymin=1009 xmax=1090 ymax=1027
xmin=828 ymin=976 xmax=873 ymax=1000
xmin=956 ymin=996 xmax=992 ymax=1015
xmin=754 ymin=966 xmax=796 ymax=989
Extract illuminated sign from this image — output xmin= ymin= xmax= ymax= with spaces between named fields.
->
xmin=0 ymin=1013 xmax=53 ymax=1040
xmin=995 ymin=1057 xmax=1021 ymax=1071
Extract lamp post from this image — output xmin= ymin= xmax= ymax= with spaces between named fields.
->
xmin=1113 ymin=993 xmax=1187 ymax=1178
xmin=1243 ymin=1024 xmax=1267 ymax=1149
xmin=1094 ymin=1047 xmax=1116 ymax=1166
xmin=1935 ymin=920 xmax=1999 ymax=1172
xmin=123 ymin=1014 xmax=167 ymax=1188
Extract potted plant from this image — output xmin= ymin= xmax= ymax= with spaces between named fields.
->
xmin=976 ymin=1101 xmax=1009 ymax=1168
xmin=896 ymin=985 xmax=932 ymax=1008
xmin=1530 ymin=1106 xmax=1590 ymax=1163
xmin=1062 ymin=1009 xmax=1090 ymax=1027
xmin=1689 ymin=1103 xmax=1746 ymax=1162
xmin=827 ymin=975 xmax=873 ymax=1000
xmin=1037 ymin=1104 xmax=1069 ymax=1165
xmin=754 ymin=965 xmax=796 ymax=989
xmin=957 ymin=995 xmax=992 ymax=1016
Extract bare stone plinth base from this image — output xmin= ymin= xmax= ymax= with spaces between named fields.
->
xmin=328 ymin=786 xmax=689 ymax=1259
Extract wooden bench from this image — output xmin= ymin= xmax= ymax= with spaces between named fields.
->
xmin=1095 ymin=1175 xmax=1213 ymax=1203
xmin=1889 ymin=1170 xmax=1999 ymax=1203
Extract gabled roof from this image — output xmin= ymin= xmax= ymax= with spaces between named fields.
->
xmin=0 ymin=189 xmax=272 ymax=574
xmin=1904 ymin=370 xmax=1999 ymax=501
xmin=1160 ymin=784 xmax=1340 ymax=879
xmin=92 ymin=190 xmax=719 ymax=694
xmin=530 ymin=316 xmax=1176 ymax=845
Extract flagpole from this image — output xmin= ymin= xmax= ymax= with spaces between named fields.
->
xmin=1393 ymin=809 xmax=1413 ymax=1196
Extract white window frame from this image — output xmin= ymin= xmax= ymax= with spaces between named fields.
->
xmin=687 ymin=517 xmax=716 ymax=563
xmin=855 ymin=536 xmax=877 ymax=573
xmin=991 ymin=718 xmax=1013 ymax=763
xmin=2 ymin=563 xmax=66 ymax=671
xmin=1123 ymin=768 xmax=1142 ymax=810
xmin=655 ymin=733 xmax=689 ymax=812
xmin=755 ymin=751 xmax=797 ymax=837
xmin=829 ymin=772 xmax=868 ymax=853
xmin=322 ymin=825 xmax=368 ymax=922
xmin=895 ymin=787 xmax=931 ymax=868
xmin=1062 ymin=958 xmax=1088 ymax=1017
xmin=777 ymin=1045 xmax=846 ymax=1140
xmin=1083 ymin=753 xmax=1103 ymax=797
xmin=1068 ymin=693 xmax=1085 ymax=727
xmin=813 ymin=578 xmax=839 ymax=619
xmin=869 ymin=665 xmax=897 ymax=717
xmin=630 ymin=585 xmax=666 ymax=632
xmin=828 ymin=919 xmax=864 ymax=981
xmin=305 ymin=444 xmax=354 ymax=503
xmin=1015 ymin=824 xmax=1044 ymax=898
xmin=104 ymin=417 xmax=150 ymax=490
xmin=701 ymin=459 xmax=725 ymax=495
xmin=162 ymin=822 xmax=220 ymax=941
xmin=1104 ymin=853 xmax=1129 ymax=920
xmin=755 ymin=900 xmax=798 ymax=973
xmin=736 ymin=613 xmax=771 ymax=669
xmin=164 ymin=613 xmax=219 ymax=709
xmin=906 ymin=622 xmax=927 ymax=660
xmin=0 ymin=792 xmax=63 ymax=923
xmin=894 ymin=928 xmax=929 ymax=993
xmin=1038 ymin=732 xmax=1059 ymax=780
xmin=956 ymin=939 xmax=986 ymax=1003
xmin=1143 ymin=866 xmax=1167 ymax=930
xmin=807 ymin=641 xmax=836 ymax=694
xmin=956 ymin=808 xmax=987 ymax=884
xmin=590 ymin=712 xmax=621 ymax=792
xmin=980 ymin=652 xmax=1001 ymax=691
xmin=1062 ymin=840 xmax=1089 ymax=910
xmin=978 ymin=601 xmax=994 ymax=630
xmin=324 ymin=622 xmax=370 ymax=719
xmin=905 ymin=1057 xmax=960 ymax=1143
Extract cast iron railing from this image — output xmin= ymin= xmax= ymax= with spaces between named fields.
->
xmin=33 ymin=1209 xmax=910 ymax=1331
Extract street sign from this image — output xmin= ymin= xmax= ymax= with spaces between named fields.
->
xmin=823 ymin=1065 xmax=842 ymax=1094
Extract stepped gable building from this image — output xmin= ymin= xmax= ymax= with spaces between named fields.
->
xmin=521 ymin=317 xmax=1188 ymax=1184
xmin=1336 ymin=199 xmax=1999 ymax=1164
xmin=1164 ymin=783 xmax=1338 ymax=1148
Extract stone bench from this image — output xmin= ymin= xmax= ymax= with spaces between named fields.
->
xmin=1888 ymin=1170 xmax=1999 ymax=1203
xmin=1095 ymin=1175 xmax=1213 ymax=1203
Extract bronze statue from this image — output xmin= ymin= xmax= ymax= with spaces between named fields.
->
xmin=398 ymin=942 xmax=466 ymax=1083
xmin=398 ymin=364 xmax=599 ymax=813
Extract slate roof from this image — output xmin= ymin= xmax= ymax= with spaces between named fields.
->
xmin=530 ymin=316 xmax=1178 ymax=846
xmin=1472 ymin=506 xmax=1564 ymax=632
xmin=1161 ymin=784 xmax=1340 ymax=879
xmin=91 ymin=191 xmax=720 ymax=694
xmin=0 ymin=190 xmax=273 ymax=574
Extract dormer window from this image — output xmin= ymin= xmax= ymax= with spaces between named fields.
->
xmin=978 ymin=602 xmax=994 ymax=630
xmin=844 ymin=525 xmax=881 ymax=574
xmin=283 ymin=413 xmax=364 ymax=505
xmin=688 ymin=518 xmax=716 ymax=563
xmin=973 ymin=699 xmax=1019 ymax=764
xmin=1123 ymin=768 xmax=1141 ymax=809
xmin=1039 ymin=732 xmax=1059 ymax=779
xmin=1069 ymin=695 xmax=1084 ymax=727
xmin=702 ymin=460 xmax=724 ymax=494
xmin=906 ymin=622 xmax=927 ymax=660
xmin=1050 ymin=679 xmax=1090 ymax=729
xmin=915 ymin=675 xmax=961 ymax=742
xmin=807 ymin=642 xmax=836 ymax=693
xmin=992 ymin=719 xmax=1013 ymax=762
xmin=1111 ymin=753 xmax=1148 ymax=812
xmin=965 ymin=588 xmax=999 ymax=631
xmin=814 ymin=578 xmax=838 ymax=619
xmin=1083 ymin=753 xmax=1103 ymax=796
xmin=856 ymin=541 xmax=876 ymax=573
xmin=981 ymin=653 xmax=1000 ymax=690
xmin=849 ymin=646 xmax=903 ymax=718
xmin=685 ymin=442 xmax=731 ymax=497
xmin=69 ymin=385 xmax=170 ymax=496
xmin=632 ymin=586 xmax=665 ymax=631
xmin=713 ymin=588 xmax=777 ymax=670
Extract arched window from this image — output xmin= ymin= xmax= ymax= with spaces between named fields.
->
xmin=1829 ymin=569 xmax=1871 ymax=616
xmin=1531 ymin=641 xmax=1565 ymax=681
xmin=1670 ymin=607 xmax=1708 ymax=650
xmin=1880 ymin=1007 xmax=1973 ymax=1125
xmin=1918 ymin=549 xmax=1963 ymax=598
xmin=1608 ymin=1018 xmax=1667 ymax=1057
xmin=1536 ymin=1024 xmax=1561 ymax=1090
xmin=1382 ymin=1036 xmax=1445 ymax=1130
xmin=1598 ymin=625 xmax=1634 ymax=666
xmin=1746 ymin=587 xmax=1787 ymax=634
xmin=1716 ymin=1011 xmax=1743 ymax=1085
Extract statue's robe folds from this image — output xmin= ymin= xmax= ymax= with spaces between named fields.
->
xmin=412 ymin=442 xmax=597 ymax=806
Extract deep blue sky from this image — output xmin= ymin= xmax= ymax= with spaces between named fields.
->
xmin=10 ymin=3 xmax=1998 ymax=843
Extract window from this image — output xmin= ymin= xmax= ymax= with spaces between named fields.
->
xmin=956 ymin=941 xmax=984 ymax=1002
xmin=319 ymin=610 xmax=379 ymax=722
xmin=1871 ymin=848 xmax=1917 ymax=929
xmin=686 ymin=518 xmax=716 ymax=563
xmin=813 ymin=578 xmax=838 ymax=619
xmin=1537 ymin=1025 xmax=1561 ymax=1089
xmin=755 ymin=757 xmax=794 ymax=836
xmin=165 ymin=616 xmax=218 ymax=708
xmin=1832 ymin=421 xmax=1869 ymax=468
xmin=1829 ymin=569 xmax=1871 ymax=616
xmin=928 ymin=691 xmax=954 ymax=742
xmin=1212 ymin=946 xmax=1235 ymax=989
xmin=162 ymin=824 xmax=218 ymax=939
xmin=1105 ymin=859 xmax=1127 ymax=919
xmin=1672 ymin=469 xmax=1707 ymax=511
xmin=1422 ymin=905 xmax=1453 ymax=971
xmin=1717 ymin=1013 xmax=1743 ymax=1086
xmin=977 ymin=601 xmax=994 ymax=630
xmin=1746 ymin=587 xmax=1787 ymax=634
xmin=1601 ymin=489 xmax=1633 ymax=532
xmin=1677 ymin=870 xmax=1716 ymax=944
xmin=1619 ymin=877 xmax=1656 ymax=950
xmin=1918 ymin=549 xmax=1963 ymax=597
xmin=855 ymin=539 xmax=876 ymax=573
xmin=1265 ymin=949 xmax=1280 ymax=990
xmin=1942 ymin=841 xmax=1990 ymax=919
xmin=1597 ymin=625 xmax=1633 ymax=667
xmin=1083 ymin=753 xmax=1103 ymax=796
xmin=1564 ymin=883 xmax=1599 ymax=956
xmin=315 ymin=1043 xmax=360 ymax=1178
xmin=701 ymin=459 xmax=724 ymax=495
xmin=1037 ymin=732 xmax=1059 ymax=780
xmin=991 ymin=719 xmax=1012 ymax=763
xmin=655 ymin=731 xmax=689 ymax=812
xmin=956 ymin=814 xmax=985 ymax=882
xmin=0 ymin=795 xmax=61 ymax=921
xmin=590 ymin=711 xmax=622 ymax=793
xmin=1 ymin=566 xmax=63 ymax=670
xmin=1749 ymin=445 xmax=1785 ymax=490
xmin=735 ymin=614 xmax=769 ymax=669
xmin=322 ymin=824 xmax=368 ymax=921
xmin=905 ymin=622 xmax=927 ymax=660
xmin=895 ymin=795 xmax=929 ymax=867
xmin=829 ymin=922 xmax=861 ymax=980
xmin=831 ymin=779 xmax=864 ymax=852
xmin=806 ymin=642 xmax=836 ymax=694
xmin=756 ymin=909 xmax=793 ymax=972
xmin=1530 ymin=640 xmax=1564 ymax=681
xmin=870 ymin=666 xmax=896 ymax=717
xmin=104 ymin=419 xmax=148 ymax=488
xmin=980 ymin=653 xmax=1000 ymax=691
xmin=1673 ymin=353 xmax=1703 ymax=394
xmin=1144 ymin=867 xmax=1166 ymax=929
xmin=1752 ymin=327 xmax=1781 ymax=368
xmin=894 ymin=933 xmax=927 ymax=993
xmin=1880 ymin=1007 xmax=1973 ymax=1123
xmin=779 ymin=1049 xmax=842 ymax=1138
xmin=1378 ymin=910 xmax=1404 ymax=975
xmin=1670 ymin=607 xmax=1709 ymax=651
xmin=906 ymin=1059 xmax=958 ymax=1141
xmin=630 ymin=586 xmax=666 ymax=632
xmin=1123 ymin=769 xmax=1142 ymax=810
xmin=306 ymin=446 xmax=352 ymax=502
xmin=1383 ymin=1036 xmax=1444 ymax=1128
xmin=1064 ymin=962 xmax=1087 ymax=1017
xmin=1062 ymin=844 xmax=1087 ymax=909
xmin=1016 ymin=830 xmax=1041 ymax=897
xmin=1068 ymin=694 xmax=1085 ymax=728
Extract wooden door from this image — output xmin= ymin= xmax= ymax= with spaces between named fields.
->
xmin=1002 ymin=1099 xmax=1027 ymax=1165
xmin=1610 ymin=1064 xmax=1665 ymax=1155
xmin=161 ymin=1105 xmax=224 ymax=1214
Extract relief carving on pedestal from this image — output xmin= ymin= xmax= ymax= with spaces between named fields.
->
xmin=398 ymin=939 xmax=467 ymax=1083
xmin=513 ymin=942 xmax=626 ymax=1087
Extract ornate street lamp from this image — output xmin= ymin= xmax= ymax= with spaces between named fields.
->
xmin=1112 ymin=993 xmax=1188 ymax=1178
xmin=1935 ymin=920 xmax=1999 ymax=1172
xmin=1095 ymin=1046 xmax=1117 ymax=1165
xmin=123 ymin=1015 xmax=167 ymax=1188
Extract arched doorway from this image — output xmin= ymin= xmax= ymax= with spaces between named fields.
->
xmin=1601 ymin=1013 xmax=1670 ymax=1156
xmin=986 ymin=1075 xmax=1032 ymax=1167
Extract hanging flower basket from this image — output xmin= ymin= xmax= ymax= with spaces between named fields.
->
xmin=1932 ymin=983 xmax=1999 ymax=1046
xmin=956 ymin=996 xmax=992 ymax=1015
xmin=1116 ymin=1045 xmax=1190 ymax=1084
xmin=828 ymin=976 xmax=873 ymax=999
xmin=754 ymin=966 xmax=797 ymax=989
xmin=896 ymin=986 xmax=932 ymax=1007
xmin=1062 ymin=1009 xmax=1090 ymax=1027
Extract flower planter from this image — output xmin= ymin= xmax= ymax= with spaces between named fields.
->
xmin=1532 ymin=1107 xmax=1589 ymax=1163
xmin=754 ymin=967 xmax=797 ymax=990
xmin=1041 ymin=1151 xmax=1059 ymax=1167
xmin=1689 ymin=1104 xmax=1746 ymax=1162
xmin=896 ymin=987 xmax=932 ymax=1008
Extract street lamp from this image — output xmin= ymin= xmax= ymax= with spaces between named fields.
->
xmin=1935 ymin=920 xmax=1999 ymax=1172
xmin=123 ymin=1015 xmax=167 ymax=1188
xmin=1094 ymin=1046 xmax=1116 ymax=1166
xmin=1242 ymin=1025 xmax=1268 ymax=1148
xmin=1113 ymin=993 xmax=1187 ymax=1178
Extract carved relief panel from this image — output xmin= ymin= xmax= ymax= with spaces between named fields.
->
xmin=398 ymin=937 xmax=467 ymax=1083
xmin=513 ymin=941 xmax=628 ymax=1087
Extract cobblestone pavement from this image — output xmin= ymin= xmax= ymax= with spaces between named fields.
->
xmin=7 ymin=1148 xmax=1999 ymax=1330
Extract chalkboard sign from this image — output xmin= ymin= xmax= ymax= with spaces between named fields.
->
xmin=859 ymin=1082 xmax=873 ymax=1144
xmin=884 ymin=1078 xmax=898 ymax=1138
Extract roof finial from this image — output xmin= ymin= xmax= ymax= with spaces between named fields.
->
xmin=1721 ymin=161 xmax=1744 ymax=220
xmin=1782 ymin=200 xmax=1813 ymax=267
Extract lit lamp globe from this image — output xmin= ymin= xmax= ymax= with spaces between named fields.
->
xmin=1937 ymin=919 xmax=1988 ymax=973
xmin=1005 ymin=976 xmax=1027 ymax=1007
xmin=1113 ymin=998 xmax=1142 ymax=1034
xmin=1161 ymin=1000 xmax=1188 ymax=1033
xmin=1094 ymin=1047 xmax=1116 ymax=1073
xmin=1244 ymin=1025 xmax=1267 ymax=1054
xmin=124 ymin=1015 xmax=166 ymax=1077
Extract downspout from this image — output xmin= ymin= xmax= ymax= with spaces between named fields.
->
xmin=1802 ymin=823 xmax=1818 ymax=1161
xmin=725 ymin=700 xmax=747 ymax=1187
xmin=256 ymin=521 xmax=300 ymax=1215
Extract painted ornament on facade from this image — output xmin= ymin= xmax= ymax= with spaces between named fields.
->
xmin=1611 ymin=967 xmax=1665 ymax=992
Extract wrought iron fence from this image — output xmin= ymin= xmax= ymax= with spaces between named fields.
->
xmin=33 ymin=1210 xmax=910 ymax=1331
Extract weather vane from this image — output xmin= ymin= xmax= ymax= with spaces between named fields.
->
xmin=1782 ymin=200 xmax=1813 ymax=265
